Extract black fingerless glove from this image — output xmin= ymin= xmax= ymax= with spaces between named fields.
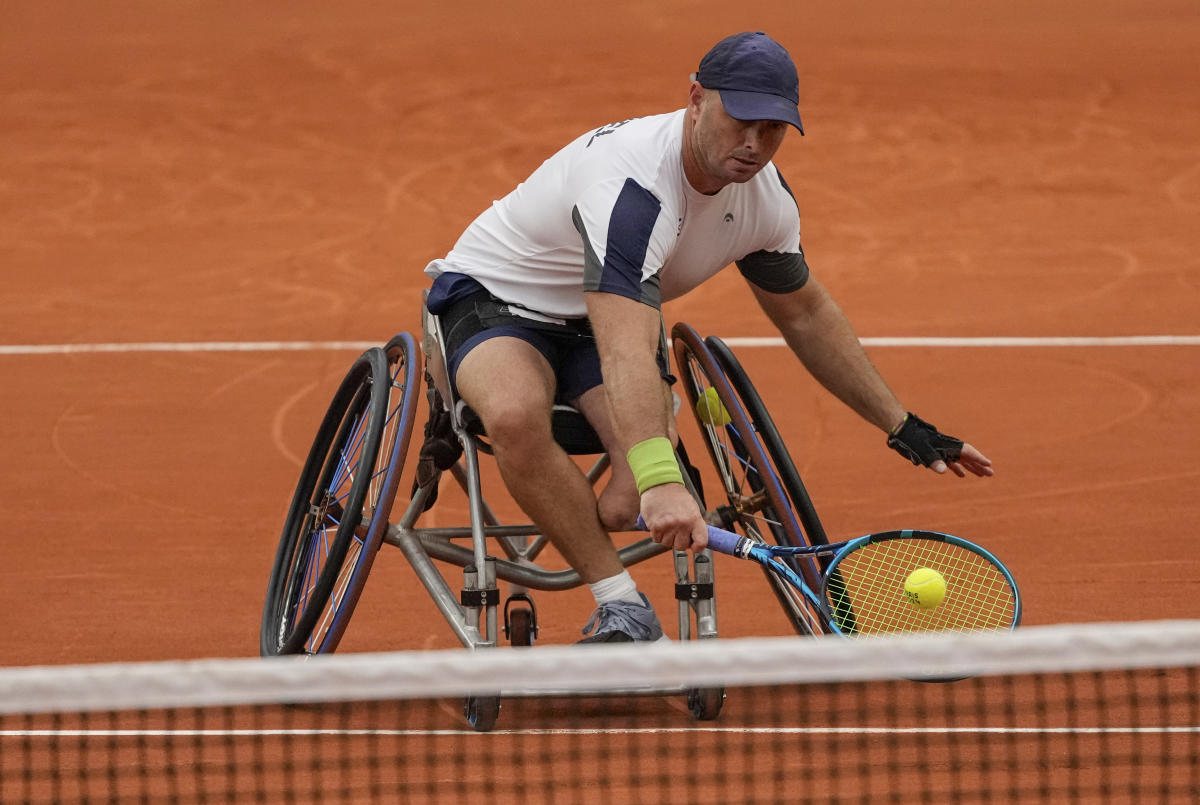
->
xmin=887 ymin=413 xmax=963 ymax=467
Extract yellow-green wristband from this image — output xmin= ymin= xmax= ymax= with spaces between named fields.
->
xmin=626 ymin=437 xmax=684 ymax=495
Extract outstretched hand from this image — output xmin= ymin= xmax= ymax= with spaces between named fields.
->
xmin=933 ymin=442 xmax=993 ymax=477
xmin=888 ymin=412 xmax=993 ymax=478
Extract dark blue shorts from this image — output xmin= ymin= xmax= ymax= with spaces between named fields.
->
xmin=425 ymin=272 xmax=672 ymax=404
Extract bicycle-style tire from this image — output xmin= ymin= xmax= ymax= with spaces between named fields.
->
xmin=671 ymin=323 xmax=825 ymax=636
xmin=308 ymin=333 xmax=422 ymax=653
xmin=260 ymin=347 xmax=392 ymax=656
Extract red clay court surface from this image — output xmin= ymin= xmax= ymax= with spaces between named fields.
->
xmin=2 ymin=1 xmax=1199 ymax=669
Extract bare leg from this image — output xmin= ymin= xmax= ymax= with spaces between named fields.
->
xmin=572 ymin=385 xmax=639 ymax=531
xmin=455 ymin=337 xmax=624 ymax=583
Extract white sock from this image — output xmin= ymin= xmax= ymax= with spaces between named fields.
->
xmin=588 ymin=570 xmax=643 ymax=606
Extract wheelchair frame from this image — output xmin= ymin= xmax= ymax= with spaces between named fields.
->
xmin=261 ymin=306 xmax=834 ymax=730
xmin=381 ymin=303 xmax=719 ymax=653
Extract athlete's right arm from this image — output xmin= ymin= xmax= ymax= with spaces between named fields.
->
xmin=584 ymin=291 xmax=708 ymax=551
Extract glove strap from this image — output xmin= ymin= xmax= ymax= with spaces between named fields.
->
xmin=887 ymin=412 xmax=964 ymax=467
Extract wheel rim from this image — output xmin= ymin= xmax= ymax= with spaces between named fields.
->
xmin=280 ymin=376 xmax=379 ymax=652
xmin=310 ymin=335 xmax=420 ymax=653
xmin=262 ymin=349 xmax=392 ymax=656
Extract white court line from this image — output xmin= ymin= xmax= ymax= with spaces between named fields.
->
xmin=0 ymin=341 xmax=379 ymax=356
xmin=744 ymin=335 xmax=1200 ymax=348
xmin=2 ymin=335 xmax=1200 ymax=356
xmin=2 ymin=726 xmax=1198 ymax=738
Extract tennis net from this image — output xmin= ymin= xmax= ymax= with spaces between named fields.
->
xmin=1 ymin=620 xmax=1197 ymax=804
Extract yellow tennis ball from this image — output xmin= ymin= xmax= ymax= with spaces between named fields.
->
xmin=904 ymin=567 xmax=947 ymax=610
xmin=695 ymin=386 xmax=732 ymax=427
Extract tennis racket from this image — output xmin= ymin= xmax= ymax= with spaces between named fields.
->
xmin=647 ymin=519 xmax=1020 ymax=636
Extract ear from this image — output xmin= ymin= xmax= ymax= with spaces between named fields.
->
xmin=686 ymin=81 xmax=706 ymax=116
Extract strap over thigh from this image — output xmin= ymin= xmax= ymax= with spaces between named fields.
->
xmin=420 ymin=296 xmax=451 ymax=406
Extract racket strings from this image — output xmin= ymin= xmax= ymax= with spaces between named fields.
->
xmin=828 ymin=539 xmax=1016 ymax=634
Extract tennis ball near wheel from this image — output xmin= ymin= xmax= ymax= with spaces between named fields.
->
xmin=695 ymin=387 xmax=732 ymax=427
xmin=904 ymin=568 xmax=947 ymax=610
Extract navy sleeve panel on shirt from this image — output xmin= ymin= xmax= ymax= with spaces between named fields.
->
xmin=575 ymin=178 xmax=663 ymax=309
xmin=736 ymin=250 xmax=810 ymax=294
xmin=774 ymin=165 xmax=797 ymax=204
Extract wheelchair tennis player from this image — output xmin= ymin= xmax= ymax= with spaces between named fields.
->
xmin=421 ymin=31 xmax=993 ymax=644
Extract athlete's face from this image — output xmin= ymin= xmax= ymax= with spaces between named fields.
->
xmin=683 ymin=85 xmax=788 ymax=194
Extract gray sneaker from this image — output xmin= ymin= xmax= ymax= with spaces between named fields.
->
xmin=578 ymin=592 xmax=665 ymax=643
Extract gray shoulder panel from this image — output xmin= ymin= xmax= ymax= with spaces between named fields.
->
xmin=735 ymin=250 xmax=810 ymax=294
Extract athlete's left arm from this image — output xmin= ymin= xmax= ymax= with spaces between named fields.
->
xmin=749 ymin=279 xmax=993 ymax=477
xmin=752 ymin=278 xmax=904 ymax=431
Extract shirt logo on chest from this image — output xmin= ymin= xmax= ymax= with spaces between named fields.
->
xmin=586 ymin=119 xmax=632 ymax=147
xmin=724 ymin=212 xmax=735 ymax=224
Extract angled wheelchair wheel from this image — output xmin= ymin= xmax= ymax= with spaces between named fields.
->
xmin=260 ymin=337 xmax=420 ymax=656
xmin=312 ymin=333 xmax=421 ymax=651
xmin=707 ymin=335 xmax=860 ymax=635
xmin=672 ymin=323 xmax=825 ymax=636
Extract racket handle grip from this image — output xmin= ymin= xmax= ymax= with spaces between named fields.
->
xmin=703 ymin=525 xmax=742 ymax=556
xmin=634 ymin=517 xmax=744 ymax=556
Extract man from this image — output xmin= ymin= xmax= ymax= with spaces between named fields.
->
xmin=423 ymin=31 xmax=993 ymax=643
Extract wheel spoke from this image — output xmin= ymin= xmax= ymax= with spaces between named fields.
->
xmin=293 ymin=524 xmax=325 ymax=628
xmin=331 ymin=407 xmax=369 ymax=491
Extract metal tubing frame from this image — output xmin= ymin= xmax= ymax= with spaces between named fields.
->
xmin=385 ymin=416 xmax=719 ymax=649
xmin=409 ymin=304 xmax=718 ymax=651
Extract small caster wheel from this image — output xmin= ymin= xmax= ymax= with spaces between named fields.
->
xmin=507 ymin=607 xmax=535 ymax=646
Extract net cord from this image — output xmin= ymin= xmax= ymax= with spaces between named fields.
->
xmin=1 ymin=620 xmax=1197 ymax=716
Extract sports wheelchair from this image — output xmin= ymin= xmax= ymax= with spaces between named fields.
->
xmin=260 ymin=304 xmax=834 ymax=731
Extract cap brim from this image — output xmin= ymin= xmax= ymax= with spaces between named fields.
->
xmin=718 ymin=89 xmax=804 ymax=134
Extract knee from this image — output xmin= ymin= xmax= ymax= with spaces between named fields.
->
xmin=479 ymin=403 xmax=552 ymax=459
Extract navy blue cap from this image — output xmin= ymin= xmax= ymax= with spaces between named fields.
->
xmin=696 ymin=31 xmax=804 ymax=134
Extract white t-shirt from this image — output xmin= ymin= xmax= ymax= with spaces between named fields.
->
xmin=425 ymin=109 xmax=808 ymax=319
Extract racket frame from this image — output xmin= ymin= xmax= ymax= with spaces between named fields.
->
xmin=707 ymin=526 xmax=1022 ymax=635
